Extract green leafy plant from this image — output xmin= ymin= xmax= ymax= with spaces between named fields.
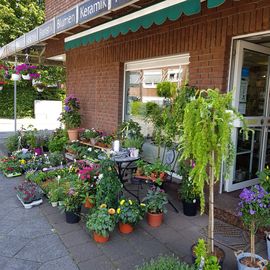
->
xmin=156 ymin=81 xmax=177 ymax=99
xmin=5 ymin=133 xmax=19 ymax=152
xmin=116 ymin=198 xmax=146 ymax=225
xmin=61 ymin=187 xmax=82 ymax=212
xmin=136 ymin=255 xmax=195 ymax=270
xmin=194 ymin=239 xmax=220 ymax=270
xmin=59 ymin=95 xmax=81 ymax=129
xmin=118 ymin=119 xmax=144 ymax=141
xmin=130 ymin=101 xmax=146 ymax=117
xmin=95 ymin=159 xmax=122 ymax=208
xmin=81 ymin=128 xmax=100 ymax=140
xmin=143 ymin=187 xmax=168 ymax=214
xmin=48 ymin=128 xmax=68 ymax=153
xmin=86 ymin=205 xmax=116 ymax=237
xmin=178 ymin=161 xmax=200 ymax=203
xmin=181 ymin=89 xmax=248 ymax=254
xmin=123 ymin=136 xmax=144 ymax=150
xmin=258 ymin=165 xmax=270 ymax=192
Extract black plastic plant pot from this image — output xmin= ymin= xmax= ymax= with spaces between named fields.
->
xmin=182 ymin=200 xmax=197 ymax=216
xmin=65 ymin=211 xmax=80 ymax=224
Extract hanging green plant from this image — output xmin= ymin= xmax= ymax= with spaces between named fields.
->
xmin=181 ymin=88 xmax=248 ymax=254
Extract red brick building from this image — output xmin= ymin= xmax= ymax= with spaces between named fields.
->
xmin=1 ymin=0 xmax=270 ymax=191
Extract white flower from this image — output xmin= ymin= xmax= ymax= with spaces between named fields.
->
xmin=98 ymin=174 xmax=103 ymax=180
xmin=88 ymin=147 xmax=92 ymax=152
xmin=193 ymin=199 xmax=197 ymax=203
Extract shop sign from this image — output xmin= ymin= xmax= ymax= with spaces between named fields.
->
xmin=56 ymin=7 xmax=77 ymax=33
xmin=39 ymin=19 xmax=55 ymax=40
xmin=25 ymin=29 xmax=39 ymax=46
xmin=16 ymin=36 xmax=25 ymax=51
xmin=111 ymin=0 xmax=137 ymax=10
xmin=79 ymin=0 xmax=109 ymax=24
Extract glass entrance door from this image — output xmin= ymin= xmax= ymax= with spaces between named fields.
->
xmin=225 ymin=40 xmax=270 ymax=192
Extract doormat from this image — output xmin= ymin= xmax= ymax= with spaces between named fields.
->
xmin=199 ymin=220 xmax=252 ymax=251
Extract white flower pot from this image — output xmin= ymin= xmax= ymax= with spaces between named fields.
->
xmin=51 ymin=202 xmax=58 ymax=207
xmin=266 ymin=233 xmax=270 ymax=260
xmin=22 ymin=74 xmax=31 ymax=80
xmin=58 ymin=201 xmax=64 ymax=206
xmin=32 ymin=79 xmax=41 ymax=86
xmin=11 ymin=74 xmax=21 ymax=81
xmin=235 ymin=251 xmax=267 ymax=270
xmin=37 ymin=87 xmax=44 ymax=92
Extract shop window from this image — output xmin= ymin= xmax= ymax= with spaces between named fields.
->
xmin=124 ymin=54 xmax=189 ymax=138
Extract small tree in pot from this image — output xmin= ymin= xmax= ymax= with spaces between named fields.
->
xmin=236 ymin=185 xmax=270 ymax=269
xmin=181 ymin=89 xmax=248 ymax=262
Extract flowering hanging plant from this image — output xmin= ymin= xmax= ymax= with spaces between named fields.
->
xmin=238 ymin=184 xmax=270 ymax=262
xmin=15 ymin=63 xmax=40 ymax=78
xmin=59 ymin=95 xmax=81 ymax=129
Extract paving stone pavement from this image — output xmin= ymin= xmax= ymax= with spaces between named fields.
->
xmin=0 ymin=134 xmax=268 ymax=270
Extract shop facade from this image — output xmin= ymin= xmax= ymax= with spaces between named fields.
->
xmin=1 ymin=0 xmax=270 ymax=191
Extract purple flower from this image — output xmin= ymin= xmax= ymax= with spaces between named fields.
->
xmin=64 ymin=105 xmax=71 ymax=112
xmin=238 ymin=211 xmax=242 ymax=217
xmin=249 ymin=209 xmax=256 ymax=215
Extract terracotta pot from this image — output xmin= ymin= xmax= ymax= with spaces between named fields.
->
xmin=147 ymin=212 xmax=164 ymax=227
xmin=67 ymin=129 xmax=79 ymax=141
xmin=84 ymin=197 xmax=94 ymax=209
xmin=119 ymin=222 xmax=134 ymax=234
xmin=93 ymin=232 xmax=109 ymax=243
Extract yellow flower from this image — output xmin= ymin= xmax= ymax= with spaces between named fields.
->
xmin=117 ymin=208 xmax=121 ymax=214
xmin=267 ymin=166 xmax=269 ymax=169
xmin=267 ymin=176 xmax=269 ymax=180
xmin=128 ymin=200 xmax=133 ymax=205
xmin=100 ymin=203 xmax=107 ymax=209
xmin=140 ymin=203 xmax=146 ymax=207
xmin=120 ymin=199 xmax=125 ymax=205
xmin=20 ymin=159 xmax=26 ymax=165
xmin=108 ymin=208 xmax=116 ymax=215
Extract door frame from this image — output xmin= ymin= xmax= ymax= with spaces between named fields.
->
xmin=225 ymin=40 xmax=270 ymax=192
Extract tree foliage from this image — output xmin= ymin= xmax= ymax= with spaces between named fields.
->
xmin=0 ymin=0 xmax=44 ymax=46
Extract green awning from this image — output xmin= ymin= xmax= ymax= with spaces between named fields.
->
xmin=65 ymin=0 xmax=226 ymax=50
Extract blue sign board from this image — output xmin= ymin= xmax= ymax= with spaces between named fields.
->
xmin=56 ymin=7 xmax=77 ymax=33
xmin=79 ymin=0 xmax=109 ymax=24
xmin=111 ymin=0 xmax=134 ymax=10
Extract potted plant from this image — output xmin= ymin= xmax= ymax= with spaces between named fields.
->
xmin=59 ymin=95 xmax=81 ymax=141
xmin=81 ymin=128 xmax=100 ymax=145
xmin=144 ymin=160 xmax=169 ymax=185
xmin=236 ymin=185 xmax=270 ymax=269
xmin=86 ymin=204 xmax=116 ymax=243
xmin=123 ymin=136 xmax=144 ymax=157
xmin=258 ymin=166 xmax=270 ymax=260
xmin=61 ymin=187 xmax=82 ymax=224
xmin=143 ymin=186 xmax=168 ymax=227
xmin=16 ymin=63 xmax=39 ymax=80
xmin=0 ymin=156 xmax=22 ymax=177
xmin=193 ymin=239 xmax=222 ymax=270
xmin=116 ymin=198 xmax=146 ymax=234
xmin=15 ymin=181 xmax=43 ymax=209
xmin=179 ymin=160 xmax=199 ymax=216
xmin=181 ymin=89 xmax=247 ymax=262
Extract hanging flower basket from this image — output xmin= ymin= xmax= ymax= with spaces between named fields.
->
xmin=22 ymin=74 xmax=31 ymax=80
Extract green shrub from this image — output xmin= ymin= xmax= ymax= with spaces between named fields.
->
xmin=5 ymin=133 xmax=19 ymax=152
xmin=0 ymin=81 xmax=65 ymax=118
xmin=131 ymin=101 xmax=146 ymax=116
xmin=136 ymin=255 xmax=195 ymax=270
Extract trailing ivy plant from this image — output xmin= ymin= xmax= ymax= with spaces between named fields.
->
xmin=181 ymin=88 xmax=248 ymax=254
